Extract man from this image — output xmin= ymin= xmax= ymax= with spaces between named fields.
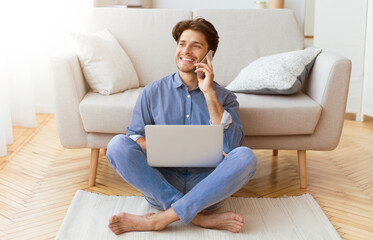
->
xmin=106 ymin=18 xmax=257 ymax=235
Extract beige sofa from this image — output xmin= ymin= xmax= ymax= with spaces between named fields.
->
xmin=51 ymin=8 xmax=351 ymax=188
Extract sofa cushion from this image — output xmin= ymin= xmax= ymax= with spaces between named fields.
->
xmin=80 ymin=88 xmax=321 ymax=136
xmin=236 ymin=92 xmax=322 ymax=136
xmin=79 ymin=88 xmax=144 ymax=134
xmin=72 ymin=29 xmax=139 ymax=96
xmin=226 ymin=47 xmax=322 ymax=95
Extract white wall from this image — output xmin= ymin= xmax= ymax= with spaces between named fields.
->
xmin=363 ymin=1 xmax=373 ymax=117
xmin=304 ymin=0 xmax=315 ymax=36
xmin=314 ymin=0 xmax=368 ymax=118
xmin=285 ymin=0 xmax=306 ymax=32
xmin=152 ymin=0 xmax=256 ymax=9
xmin=152 ymin=0 xmax=306 ymax=32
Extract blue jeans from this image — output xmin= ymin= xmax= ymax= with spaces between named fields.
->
xmin=106 ymin=135 xmax=257 ymax=224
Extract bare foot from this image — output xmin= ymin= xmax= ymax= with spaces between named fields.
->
xmin=191 ymin=211 xmax=244 ymax=233
xmin=108 ymin=212 xmax=159 ymax=235
xmin=108 ymin=209 xmax=179 ymax=235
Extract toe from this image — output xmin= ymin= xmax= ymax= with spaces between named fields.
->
xmin=109 ymin=215 xmax=118 ymax=225
xmin=227 ymin=226 xmax=239 ymax=233
xmin=234 ymin=214 xmax=244 ymax=223
xmin=235 ymin=219 xmax=244 ymax=226
xmin=232 ymin=224 xmax=243 ymax=233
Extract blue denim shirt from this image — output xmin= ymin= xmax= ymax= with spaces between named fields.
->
xmin=126 ymin=72 xmax=244 ymax=153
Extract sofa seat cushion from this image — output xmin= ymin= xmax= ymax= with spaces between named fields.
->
xmin=236 ymin=92 xmax=322 ymax=136
xmin=79 ymin=88 xmax=144 ymax=134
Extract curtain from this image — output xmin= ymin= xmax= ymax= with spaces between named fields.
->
xmin=0 ymin=0 xmax=92 ymax=157
xmin=0 ymin=74 xmax=15 ymax=157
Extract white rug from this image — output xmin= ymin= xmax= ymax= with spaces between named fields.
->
xmin=56 ymin=190 xmax=341 ymax=240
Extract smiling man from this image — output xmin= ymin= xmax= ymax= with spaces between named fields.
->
xmin=106 ymin=18 xmax=257 ymax=235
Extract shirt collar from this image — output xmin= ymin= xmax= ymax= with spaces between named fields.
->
xmin=172 ymin=72 xmax=184 ymax=88
xmin=173 ymin=72 xmax=200 ymax=92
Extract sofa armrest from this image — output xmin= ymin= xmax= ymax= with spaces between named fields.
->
xmin=51 ymin=53 xmax=89 ymax=148
xmin=304 ymin=51 xmax=352 ymax=149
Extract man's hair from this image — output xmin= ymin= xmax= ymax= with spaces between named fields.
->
xmin=172 ymin=17 xmax=219 ymax=54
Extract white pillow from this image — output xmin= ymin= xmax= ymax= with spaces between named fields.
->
xmin=72 ymin=29 xmax=139 ymax=96
xmin=226 ymin=47 xmax=322 ymax=95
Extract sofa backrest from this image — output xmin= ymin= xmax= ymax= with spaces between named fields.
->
xmin=194 ymin=9 xmax=304 ymax=87
xmin=85 ymin=8 xmax=303 ymax=87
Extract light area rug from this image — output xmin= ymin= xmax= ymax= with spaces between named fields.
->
xmin=56 ymin=190 xmax=341 ymax=240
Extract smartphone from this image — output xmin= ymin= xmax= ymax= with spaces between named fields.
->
xmin=197 ymin=50 xmax=214 ymax=79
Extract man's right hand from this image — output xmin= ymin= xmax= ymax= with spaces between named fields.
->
xmin=136 ymin=137 xmax=147 ymax=152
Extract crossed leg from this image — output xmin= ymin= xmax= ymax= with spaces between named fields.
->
xmin=106 ymin=135 xmax=256 ymax=235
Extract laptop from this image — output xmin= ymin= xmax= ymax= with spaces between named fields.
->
xmin=145 ymin=125 xmax=224 ymax=167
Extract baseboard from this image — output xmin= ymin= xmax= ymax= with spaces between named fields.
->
xmin=344 ymin=112 xmax=356 ymax=120
xmin=345 ymin=112 xmax=373 ymax=121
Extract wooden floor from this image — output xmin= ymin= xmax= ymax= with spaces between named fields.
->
xmin=0 ymin=114 xmax=373 ymax=239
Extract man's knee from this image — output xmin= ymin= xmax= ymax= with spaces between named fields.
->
xmin=229 ymin=146 xmax=257 ymax=175
xmin=106 ymin=134 xmax=137 ymax=170
xmin=107 ymin=134 xmax=130 ymax=156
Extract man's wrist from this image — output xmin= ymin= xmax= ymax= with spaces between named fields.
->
xmin=202 ymin=89 xmax=217 ymax=99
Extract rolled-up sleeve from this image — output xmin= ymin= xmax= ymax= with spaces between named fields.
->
xmin=209 ymin=110 xmax=232 ymax=129
xmin=222 ymin=92 xmax=244 ymax=153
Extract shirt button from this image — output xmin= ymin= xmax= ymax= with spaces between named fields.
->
xmin=187 ymin=95 xmax=190 ymax=98
xmin=186 ymin=114 xmax=190 ymax=118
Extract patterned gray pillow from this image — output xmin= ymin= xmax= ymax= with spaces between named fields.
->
xmin=226 ymin=47 xmax=322 ymax=95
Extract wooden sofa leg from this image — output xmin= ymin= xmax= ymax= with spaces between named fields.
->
xmin=297 ymin=150 xmax=307 ymax=189
xmin=273 ymin=149 xmax=278 ymax=156
xmin=89 ymin=148 xmax=100 ymax=187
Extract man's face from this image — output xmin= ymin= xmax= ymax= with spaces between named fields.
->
xmin=175 ymin=29 xmax=209 ymax=74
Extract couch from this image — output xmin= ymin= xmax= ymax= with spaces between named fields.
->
xmin=51 ymin=8 xmax=351 ymax=188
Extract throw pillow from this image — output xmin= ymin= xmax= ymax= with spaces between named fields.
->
xmin=226 ymin=47 xmax=322 ymax=95
xmin=72 ymin=29 xmax=139 ymax=96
